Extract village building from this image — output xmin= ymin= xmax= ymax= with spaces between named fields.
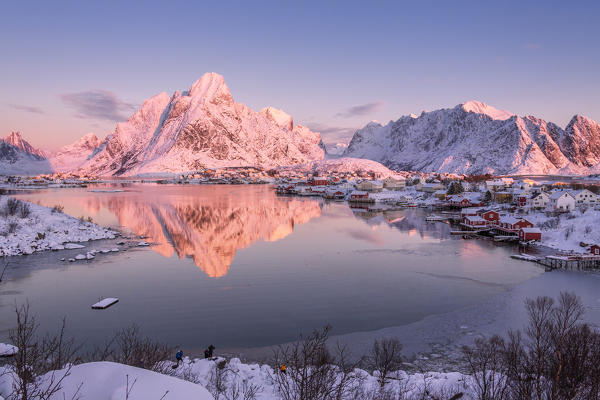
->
xmin=463 ymin=215 xmax=487 ymax=229
xmin=519 ymin=227 xmax=542 ymax=241
xmin=548 ymin=191 xmax=576 ymax=212
xmin=591 ymin=245 xmax=600 ymax=255
xmin=497 ymin=216 xmax=534 ymax=233
xmin=529 ymin=192 xmax=550 ymax=209
xmin=480 ymin=210 xmax=500 ymax=225
xmin=416 ymin=182 xmax=445 ymax=193
xmin=309 ymin=176 xmax=330 ymax=186
xmin=569 ymin=189 xmax=598 ymax=205
xmin=356 ymin=180 xmax=383 ymax=192
xmin=493 ymin=191 xmax=513 ymax=203
xmin=433 ymin=190 xmax=447 ymax=200
xmin=382 ymin=177 xmax=406 ymax=190
xmin=349 ymin=190 xmax=373 ymax=202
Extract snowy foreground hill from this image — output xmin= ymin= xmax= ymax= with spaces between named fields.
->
xmin=0 ymin=357 xmax=475 ymax=400
xmin=344 ymin=100 xmax=600 ymax=175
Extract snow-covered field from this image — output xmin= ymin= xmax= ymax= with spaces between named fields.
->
xmin=0 ymin=196 xmax=115 ymax=257
xmin=0 ymin=357 xmax=474 ymax=400
xmin=526 ymin=208 xmax=600 ymax=253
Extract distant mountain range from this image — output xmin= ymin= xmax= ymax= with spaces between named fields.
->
xmin=343 ymin=100 xmax=600 ymax=175
xmin=3 ymin=78 xmax=600 ymax=176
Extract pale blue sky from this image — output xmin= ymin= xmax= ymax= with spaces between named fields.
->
xmin=1 ymin=0 xmax=599 ymax=149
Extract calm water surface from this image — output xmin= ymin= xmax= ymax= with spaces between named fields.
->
xmin=1 ymin=184 xmax=542 ymax=353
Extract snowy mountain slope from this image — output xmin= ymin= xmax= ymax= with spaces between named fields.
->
xmin=344 ymin=101 xmax=600 ymax=175
xmin=0 ymin=132 xmax=54 ymax=175
xmin=78 ymin=73 xmax=325 ymax=176
xmin=48 ymin=133 xmax=102 ymax=172
xmin=277 ymin=157 xmax=401 ymax=178
xmin=0 ymin=132 xmax=104 ymax=174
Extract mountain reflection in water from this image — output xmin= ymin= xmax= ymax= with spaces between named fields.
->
xmin=18 ymin=185 xmax=322 ymax=277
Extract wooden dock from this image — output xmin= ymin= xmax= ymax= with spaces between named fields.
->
xmin=537 ymin=255 xmax=600 ymax=271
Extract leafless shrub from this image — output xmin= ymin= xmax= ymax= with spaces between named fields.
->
xmin=5 ymin=303 xmax=81 ymax=400
xmin=271 ymin=325 xmax=362 ymax=400
xmin=4 ymin=197 xmax=20 ymax=216
xmin=8 ymin=221 xmax=19 ymax=234
xmin=88 ymin=325 xmax=173 ymax=373
xmin=462 ymin=335 xmax=509 ymax=400
xmin=585 ymin=225 xmax=592 ymax=234
xmin=462 ymin=291 xmax=600 ymax=400
xmin=18 ymin=202 xmax=31 ymax=218
xmin=368 ymin=338 xmax=404 ymax=388
xmin=51 ymin=205 xmax=64 ymax=213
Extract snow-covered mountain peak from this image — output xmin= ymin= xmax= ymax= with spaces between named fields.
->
xmin=3 ymin=131 xmax=46 ymax=158
xmin=188 ymin=72 xmax=233 ymax=105
xmin=259 ymin=107 xmax=294 ymax=131
xmin=460 ymin=100 xmax=514 ymax=120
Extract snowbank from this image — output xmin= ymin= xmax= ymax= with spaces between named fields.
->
xmin=0 ymin=361 xmax=213 ymax=400
xmin=526 ymin=208 xmax=600 ymax=253
xmin=0 ymin=344 xmax=17 ymax=357
xmin=0 ymin=356 xmax=480 ymax=399
xmin=0 ymin=197 xmax=115 ymax=257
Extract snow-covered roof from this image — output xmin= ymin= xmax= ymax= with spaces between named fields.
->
xmin=549 ymin=191 xmax=574 ymax=200
xmin=521 ymin=227 xmax=541 ymax=233
xmin=465 ymin=215 xmax=486 ymax=223
xmin=499 ymin=216 xmax=521 ymax=225
xmin=351 ymin=190 xmax=368 ymax=195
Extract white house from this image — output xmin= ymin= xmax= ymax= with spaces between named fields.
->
xmin=569 ymin=189 xmax=598 ymax=206
xmin=417 ymin=182 xmax=445 ymax=193
xmin=356 ymin=180 xmax=383 ymax=192
xmin=383 ymin=177 xmax=406 ymax=190
xmin=548 ymin=191 xmax=576 ymax=212
xmin=529 ymin=192 xmax=550 ymax=209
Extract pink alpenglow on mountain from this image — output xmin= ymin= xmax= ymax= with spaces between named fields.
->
xmin=78 ymin=72 xmax=325 ymax=176
xmin=343 ymin=101 xmax=600 ymax=175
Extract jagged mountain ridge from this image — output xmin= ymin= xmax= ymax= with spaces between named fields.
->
xmin=343 ymin=101 xmax=600 ymax=175
xmin=0 ymin=132 xmax=102 ymax=175
xmin=78 ymin=73 xmax=325 ymax=176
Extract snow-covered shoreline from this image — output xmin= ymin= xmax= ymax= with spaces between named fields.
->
xmin=0 ymin=196 xmax=116 ymax=257
xmin=0 ymin=357 xmax=471 ymax=400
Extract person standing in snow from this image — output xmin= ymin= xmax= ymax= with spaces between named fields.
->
xmin=280 ymin=364 xmax=287 ymax=374
xmin=175 ymin=350 xmax=183 ymax=367
xmin=207 ymin=344 xmax=215 ymax=358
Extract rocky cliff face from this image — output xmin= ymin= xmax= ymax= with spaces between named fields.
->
xmin=78 ymin=73 xmax=325 ymax=176
xmin=344 ymin=101 xmax=600 ymax=175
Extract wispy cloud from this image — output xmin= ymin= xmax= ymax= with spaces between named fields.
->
xmin=8 ymin=104 xmax=44 ymax=114
xmin=336 ymin=100 xmax=385 ymax=118
xmin=305 ymin=122 xmax=357 ymax=145
xmin=60 ymin=90 xmax=136 ymax=121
